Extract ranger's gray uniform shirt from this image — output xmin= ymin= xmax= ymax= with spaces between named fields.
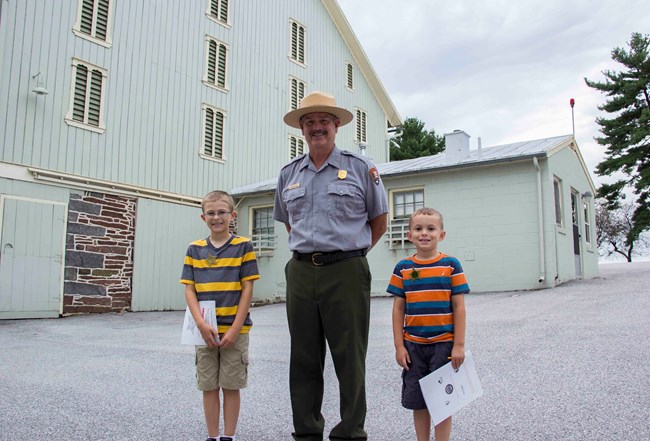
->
xmin=273 ymin=146 xmax=388 ymax=253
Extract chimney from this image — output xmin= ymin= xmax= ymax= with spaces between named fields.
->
xmin=444 ymin=130 xmax=470 ymax=163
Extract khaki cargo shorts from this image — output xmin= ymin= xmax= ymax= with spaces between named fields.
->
xmin=195 ymin=333 xmax=249 ymax=391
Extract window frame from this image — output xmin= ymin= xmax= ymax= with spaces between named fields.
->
xmin=583 ymin=199 xmax=592 ymax=247
xmin=249 ymin=205 xmax=276 ymax=256
xmin=288 ymin=19 xmax=306 ymax=66
xmin=553 ymin=176 xmax=564 ymax=229
xmin=203 ymin=35 xmax=229 ymax=92
xmin=345 ymin=61 xmax=354 ymax=91
xmin=200 ymin=103 xmax=227 ymax=162
xmin=72 ymin=0 xmax=114 ymax=48
xmin=289 ymin=135 xmax=305 ymax=160
xmin=387 ymin=187 xmax=425 ymax=249
xmin=65 ymin=58 xmax=108 ymax=134
xmin=289 ymin=76 xmax=306 ymax=112
xmin=355 ymin=108 xmax=367 ymax=144
xmin=206 ymin=0 xmax=230 ymax=28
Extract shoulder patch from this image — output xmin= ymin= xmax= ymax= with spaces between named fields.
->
xmin=369 ymin=167 xmax=380 ymax=185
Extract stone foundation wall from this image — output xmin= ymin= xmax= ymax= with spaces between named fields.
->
xmin=63 ymin=192 xmax=136 ymax=314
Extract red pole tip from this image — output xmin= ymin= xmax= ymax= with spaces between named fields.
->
xmin=570 ymin=98 xmax=575 ymax=107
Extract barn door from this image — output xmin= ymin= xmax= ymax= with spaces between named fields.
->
xmin=0 ymin=195 xmax=67 ymax=319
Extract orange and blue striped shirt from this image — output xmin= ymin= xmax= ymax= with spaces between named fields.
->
xmin=180 ymin=235 xmax=260 ymax=334
xmin=387 ymin=253 xmax=469 ymax=344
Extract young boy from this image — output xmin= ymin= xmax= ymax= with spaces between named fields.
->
xmin=387 ymin=208 xmax=470 ymax=441
xmin=180 ymin=190 xmax=260 ymax=441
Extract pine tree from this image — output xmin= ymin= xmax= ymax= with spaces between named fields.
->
xmin=585 ymin=32 xmax=650 ymax=243
xmin=389 ymin=117 xmax=445 ymax=161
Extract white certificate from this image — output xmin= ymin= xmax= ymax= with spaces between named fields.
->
xmin=418 ymin=350 xmax=483 ymax=425
xmin=181 ymin=300 xmax=219 ymax=345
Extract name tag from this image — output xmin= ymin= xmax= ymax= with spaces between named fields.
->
xmin=288 ymin=183 xmax=301 ymax=190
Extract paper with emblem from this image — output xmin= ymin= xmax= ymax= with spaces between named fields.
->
xmin=181 ymin=300 xmax=219 ymax=345
xmin=418 ymin=350 xmax=483 ymax=425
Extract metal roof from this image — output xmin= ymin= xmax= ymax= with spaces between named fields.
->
xmin=230 ymin=135 xmax=574 ymax=197
xmin=378 ymin=134 xmax=573 ymax=176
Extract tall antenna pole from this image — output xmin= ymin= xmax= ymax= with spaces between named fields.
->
xmin=570 ymin=98 xmax=575 ymax=137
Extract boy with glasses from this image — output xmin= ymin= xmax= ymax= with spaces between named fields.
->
xmin=181 ymin=190 xmax=260 ymax=441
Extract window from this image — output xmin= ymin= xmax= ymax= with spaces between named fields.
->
xmin=290 ymin=77 xmax=306 ymax=111
xmin=289 ymin=136 xmax=305 ymax=159
xmin=346 ymin=62 xmax=354 ymax=90
xmin=251 ymin=207 xmax=275 ymax=254
xmin=355 ymin=108 xmax=367 ymax=143
xmin=73 ymin=0 xmax=113 ymax=47
xmin=204 ymin=37 xmax=228 ymax=90
xmin=289 ymin=20 xmax=305 ymax=65
xmin=583 ymin=200 xmax=592 ymax=245
xmin=207 ymin=0 xmax=229 ymax=26
xmin=554 ymin=177 xmax=563 ymax=227
xmin=387 ymin=188 xmax=424 ymax=249
xmin=65 ymin=59 xmax=107 ymax=133
xmin=201 ymin=104 xmax=226 ymax=160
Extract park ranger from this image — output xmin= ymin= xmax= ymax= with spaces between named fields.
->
xmin=273 ymin=91 xmax=388 ymax=441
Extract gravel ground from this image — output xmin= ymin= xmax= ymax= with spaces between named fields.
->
xmin=1 ymin=262 xmax=648 ymax=440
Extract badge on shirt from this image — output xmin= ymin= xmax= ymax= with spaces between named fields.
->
xmin=369 ymin=167 xmax=380 ymax=185
xmin=338 ymin=170 xmax=348 ymax=180
xmin=288 ymin=183 xmax=301 ymax=190
xmin=206 ymin=255 xmax=217 ymax=266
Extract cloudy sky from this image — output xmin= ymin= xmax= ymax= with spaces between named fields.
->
xmin=337 ymin=0 xmax=649 ymax=188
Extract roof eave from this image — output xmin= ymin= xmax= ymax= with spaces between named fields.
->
xmin=380 ymin=152 xmax=549 ymax=179
xmin=322 ymin=0 xmax=402 ymax=127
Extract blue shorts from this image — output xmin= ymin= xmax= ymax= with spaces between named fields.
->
xmin=401 ymin=340 xmax=453 ymax=410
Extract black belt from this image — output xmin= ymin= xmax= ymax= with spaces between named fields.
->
xmin=293 ymin=249 xmax=366 ymax=266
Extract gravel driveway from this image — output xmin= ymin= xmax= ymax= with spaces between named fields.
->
xmin=1 ymin=262 xmax=648 ymax=440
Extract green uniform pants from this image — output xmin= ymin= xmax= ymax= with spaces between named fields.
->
xmin=285 ymin=255 xmax=371 ymax=441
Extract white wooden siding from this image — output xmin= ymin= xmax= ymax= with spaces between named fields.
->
xmin=1 ymin=0 xmax=390 ymax=202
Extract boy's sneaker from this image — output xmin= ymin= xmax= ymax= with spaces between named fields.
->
xmin=220 ymin=437 xmax=234 ymax=441
xmin=205 ymin=438 xmax=218 ymax=441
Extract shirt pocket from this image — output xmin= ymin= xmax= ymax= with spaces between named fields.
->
xmin=283 ymin=187 xmax=306 ymax=222
xmin=327 ymin=183 xmax=363 ymax=217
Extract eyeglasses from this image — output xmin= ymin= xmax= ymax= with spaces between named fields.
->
xmin=204 ymin=210 xmax=232 ymax=218
xmin=300 ymin=116 xmax=337 ymax=128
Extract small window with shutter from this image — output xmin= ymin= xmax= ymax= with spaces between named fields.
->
xmin=73 ymin=0 xmax=113 ymax=47
xmin=204 ymin=36 xmax=229 ymax=91
xmin=289 ymin=135 xmax=305 ymax=159
xmin=355 ymin=108 xmax=367 ymax=143
xmin=289 ymin=20 xmax=306 ymax=65
xmin=289 ymin=77 xmax=306 ymax=111
xmin=207 ymin=0 xmax=229 ymax=26
xmin=201 ymin=104 xmax=226 ymax=161
xmin=346 ymin=62 xmax=354 ymax=91
xmin=65 ymin=59 xmax=107 ymax=133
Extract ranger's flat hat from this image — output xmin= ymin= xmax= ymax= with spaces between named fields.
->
xmin=283 ymin=91 xmax=354 ymax=129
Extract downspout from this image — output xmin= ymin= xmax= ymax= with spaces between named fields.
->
xmin=533 ymin=157 xmax=545 ymax=283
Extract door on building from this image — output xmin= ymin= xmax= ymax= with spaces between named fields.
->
xmin=570 ymin=191 xmax=582 ymax=278
xmin=0 ymin=196 xmax=67 ymax=319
